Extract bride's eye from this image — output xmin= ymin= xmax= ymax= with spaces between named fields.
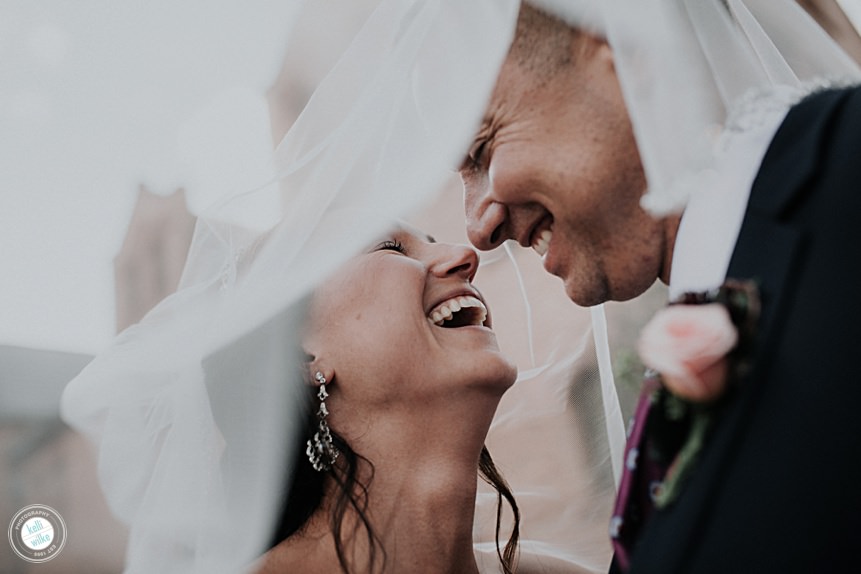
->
xmin=375 ymin=239 xmax=406 ymax=254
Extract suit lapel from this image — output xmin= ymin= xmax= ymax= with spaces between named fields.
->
xmin=629 ymin=87 xmax=852 ymax=573
xmin=746 ymin=88 xmax=850 ymax=217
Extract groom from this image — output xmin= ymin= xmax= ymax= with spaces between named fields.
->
xmin=460 ymin=3 xmax=861 ymax=573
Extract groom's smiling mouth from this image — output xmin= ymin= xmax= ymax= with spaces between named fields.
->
xmin=528 ymin=214 xmax=554 ymax=258
xmin=428 ymin=295 xmax=489 ymax=328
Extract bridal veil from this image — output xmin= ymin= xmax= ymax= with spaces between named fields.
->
xmin=61 ymin=1 xmax=859 ymax=572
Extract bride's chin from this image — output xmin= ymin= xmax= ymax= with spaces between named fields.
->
xmin=471 ymin=358 xmax=518 ymax=392
xmin=498 ymin=356 xmax=518 ymax=385
xmin=502 ymin=366 xmax=518 ymax=389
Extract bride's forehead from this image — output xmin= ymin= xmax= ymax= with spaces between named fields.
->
xmin=313 ymin=209 xmax=426 ymax=241
xmin=369 ymin=221 xmax=435 ymax=244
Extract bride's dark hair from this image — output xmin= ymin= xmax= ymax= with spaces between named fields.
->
xmin=270 ymin=380 xmax=520 ymax=574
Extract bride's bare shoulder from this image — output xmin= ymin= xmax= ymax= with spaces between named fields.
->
xmin=249 ymin=528 xmax=335 ymax=574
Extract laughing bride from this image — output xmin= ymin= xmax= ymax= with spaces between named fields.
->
xmin=255 ymin=225 xmax=519 ymax=574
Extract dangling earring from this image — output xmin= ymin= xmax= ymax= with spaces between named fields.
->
xmin=306 ymin=371 xmax=339 ymax=472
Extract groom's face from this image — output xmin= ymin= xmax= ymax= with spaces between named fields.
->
xmin=461 ymin=33 xmax=677 ymax=306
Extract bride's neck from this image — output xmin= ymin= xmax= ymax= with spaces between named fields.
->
xmin=262 ymin=396 xmax=501 ymax=574
xmin=350 ymin=413 xmax=488 ymax=574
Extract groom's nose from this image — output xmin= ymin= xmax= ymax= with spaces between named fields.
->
xmin=463 ymin=179 xmax=508 ymax=251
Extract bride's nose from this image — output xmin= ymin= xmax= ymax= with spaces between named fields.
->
xmin=429 ymin=243 xmax=479 ymax=282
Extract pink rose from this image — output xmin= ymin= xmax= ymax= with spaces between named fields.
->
xmin=637 ymin=303 xmax=739 ymax=402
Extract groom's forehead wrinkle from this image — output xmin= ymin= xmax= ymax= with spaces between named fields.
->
xmin=472 ymin=113 xmax=495 ymax=143
xmin=481 ymin=114 xmax=497 ymax=138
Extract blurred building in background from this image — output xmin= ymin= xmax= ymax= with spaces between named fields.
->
xmin=0 ymin=188 xmax=195 ymax=573
xmin=0 ymin=346 xmax=124 ymax=573
xmin=114 ymin=186 xmax=196 ymax=332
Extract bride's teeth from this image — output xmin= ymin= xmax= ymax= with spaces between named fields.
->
xmin=459 ymin=295 xmax=479 ymax=308
xmin=427 ymin=295 xmax=489 ymax=327
xmin=532 ymin=228 xmax=552 ymax=257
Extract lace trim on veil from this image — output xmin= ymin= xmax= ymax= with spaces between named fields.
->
xmin=722 ymin=76 xmax=859 ymax=136
xmin=645 ymin=76 xmax=860 ymax=216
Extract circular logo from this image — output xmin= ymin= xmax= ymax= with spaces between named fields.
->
xmin=7 ymin=505 xmax=67 ymax=563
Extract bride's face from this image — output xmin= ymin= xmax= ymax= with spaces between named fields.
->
xmin=304 ymin=226 xmax=517 ymax=406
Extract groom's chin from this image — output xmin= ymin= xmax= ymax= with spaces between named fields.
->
xmin=561 ymin=275 xmax=609 ymax=308
xmin=567 ymin=291 xmax=607 ymax=308
xmin=565 ymin=265 xmax=662 ymax=306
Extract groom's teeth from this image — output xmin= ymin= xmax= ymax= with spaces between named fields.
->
xmin=428 ymin=295 xmax=488 ymax=327
xmin=532 ymin=229 xmax=552 ymax=257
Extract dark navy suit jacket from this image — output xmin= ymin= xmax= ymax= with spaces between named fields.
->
xmin=625 ymin=86 xmax=861 ymax=573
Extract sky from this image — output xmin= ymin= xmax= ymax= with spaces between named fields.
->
xmin=0 ymin=1 xmax=304 ymax=354
xmin=1 ymin=1 xmax=860 ymax=355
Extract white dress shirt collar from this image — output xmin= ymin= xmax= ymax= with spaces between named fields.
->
xmin=668 ymin=87 xmax=804 ymax=300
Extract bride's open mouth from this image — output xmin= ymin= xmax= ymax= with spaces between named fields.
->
xmin=427 ymin=294 xmax=490 ymax=328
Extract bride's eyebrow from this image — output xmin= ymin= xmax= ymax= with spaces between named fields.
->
xmin=392 ymin=224 xmax=435 ymax=244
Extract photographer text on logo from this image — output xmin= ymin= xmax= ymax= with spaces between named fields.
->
xmin=7 ymin=504 xmax=67 ymax=563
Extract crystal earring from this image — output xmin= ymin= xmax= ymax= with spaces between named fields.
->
xmin=306 ymin=371 xmax=339 ymax=471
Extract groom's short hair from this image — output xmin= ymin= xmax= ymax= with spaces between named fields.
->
xmin=510 ymin=4 xmax=581 ymax=81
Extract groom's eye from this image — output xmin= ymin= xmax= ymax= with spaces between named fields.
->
xmin=471 ymin=141 xmax=487 ymax=164
xmin=471 ymin=140 xmax=488 ymax=165
xmin=459 ymin=138 xmax=489 ymax=173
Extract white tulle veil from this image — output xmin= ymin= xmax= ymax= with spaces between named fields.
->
xmin=61 ymin=1 xmax=859 ymax=573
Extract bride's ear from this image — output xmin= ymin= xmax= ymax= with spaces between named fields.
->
xmin=303 ymin=352 xmax=335 ymax=388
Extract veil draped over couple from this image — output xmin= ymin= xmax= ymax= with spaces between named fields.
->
xmin=62 ymin=0 xmax=861 ymax=573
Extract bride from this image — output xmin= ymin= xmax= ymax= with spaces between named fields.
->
xmin=255 ymin=225 xmax=519 ymax=574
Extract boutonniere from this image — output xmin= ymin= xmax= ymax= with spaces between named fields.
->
xmin=635 ymin=280 xmax=760 ymax=508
